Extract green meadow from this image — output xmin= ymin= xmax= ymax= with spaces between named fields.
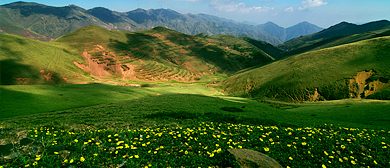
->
xmin=2 ymin=81 xmax=390 ymax=164
xmin=1 ymin=25 xmax=390 ymax=167
xmin=1 ymin=83 xmax=390 ymax=168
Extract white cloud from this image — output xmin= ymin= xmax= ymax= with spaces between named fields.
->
xmin=210 ymin=0 xmax=273 ymax=13
xmin=298 ymin=0 xmax=328 ymax=10
xmin=284 ymin=7 xmax=293 ymax=12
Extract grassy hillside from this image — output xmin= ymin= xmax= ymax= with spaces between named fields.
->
xmin=239 ymin=36 xmax=284 ymax=59
xmin=1 ymin=25 xmax=274 ymax=85
xmin=194 ymin=33 xmax=275 ymax=65
xmin=54 ymin=25 xmax=274 ymax=82
xmin=0 ymin=33 xmax=89 ymax=85
xmin=223 ymin=36 xmax=390 ymax=102
xmin=279 ymin=20 xmax=390 ymax=53
xmin=282 ymin=28 xmax=390 ymax=57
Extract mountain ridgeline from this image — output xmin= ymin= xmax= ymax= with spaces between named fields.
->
xmin=279 ymin=20 xmax=390 ymax=54
xmin=1 ymin=1 xmax=323 ymax=45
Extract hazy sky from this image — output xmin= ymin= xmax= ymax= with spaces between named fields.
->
xmin=2 ymin=0 xmax=389 ymax=28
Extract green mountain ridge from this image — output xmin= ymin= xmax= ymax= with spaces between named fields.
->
xmin=280 ymin=20 xmax=390 ymax=52
xmin=0 ymin=1 xmax=323 ymax=45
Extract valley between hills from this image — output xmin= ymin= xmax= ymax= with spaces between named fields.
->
xmin=1 ymin=1 xmax=390 ymax=168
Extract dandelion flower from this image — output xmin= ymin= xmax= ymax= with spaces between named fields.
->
xmin=80 ymin=157 xmax=85 ymax=162
xmin=264 ymin=147 xmax=269 ymax=152
xmin=289 ymin=157 xmax=293 ymax=160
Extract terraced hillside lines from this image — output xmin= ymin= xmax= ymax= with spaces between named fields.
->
xmin=49 ymin=25 xmax=275 ymax=82
xmin=72 ymin=44 xmax=141 ymax=81
xmin=223 ymin=36 xmax=390 ymax=102
xmin=133 ymin=61 xmax=196 ymax=82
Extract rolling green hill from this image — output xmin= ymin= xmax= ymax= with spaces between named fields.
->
xmin=223 ymin=36 xmax=390 ymax=102
xmin=55 ymin=25 xmax=274 ymax=81
xmin=239 ymin=36 xmax=284 ymax=59
xmin=279 ymin=20 xmax=390 ymax=53
xmin=1 ymin=25 xmax=274 ymax=84
xmin=0 ymin=33 xmax=90 ymax=85
xmin=281 ymin=28 xmax=390 ymax=57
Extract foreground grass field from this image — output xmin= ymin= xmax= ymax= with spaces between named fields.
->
xmin=0 ymin=83 xmax=220 ymax=118
xmin=1 ymin=84 xmax=390 ymax=167
xmin=1 ymin=122 xmax=389 ymax=167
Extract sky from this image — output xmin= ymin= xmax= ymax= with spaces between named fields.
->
xmin=2 ymin=0 xmax=389 ymax=28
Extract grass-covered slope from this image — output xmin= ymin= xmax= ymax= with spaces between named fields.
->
xmin=279 ymin=20 xmax=390 ymax=53
xmin=223 ymin=36 xmax=390 ymax=102
xmin=1 ymin=25 xmax=274 ymax=85
xmin=239 ymin=36 xmax=284 ymax=59
xmin=55 ymin=25 xmax=274 ymax=82
xmin=281 ymin=27 xmax=390 ymax=57
xmin=0 ymin=33 xmax=89 ymax=85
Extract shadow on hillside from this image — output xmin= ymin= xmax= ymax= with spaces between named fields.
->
xmin=108 ymin=32 xmax=243 ymax=73
xmin=282 ymin=36 xmax=346 ymax=57
xmin=5 ymin=3 xmax=81 ymax=19
xmin=166 ymin=35 xmax=243 ymax=72
xmin=0 ymin=59 xmax=41 ymax=85
xmin=109 ymin=33 xmax=159 ymax=59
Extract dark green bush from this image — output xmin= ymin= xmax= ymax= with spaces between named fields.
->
xmin=366 ymin=89 xmax=390 ymax=100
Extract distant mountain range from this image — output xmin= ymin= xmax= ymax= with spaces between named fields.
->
xmin=0 ymin=1 xmax=323 ymax=45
